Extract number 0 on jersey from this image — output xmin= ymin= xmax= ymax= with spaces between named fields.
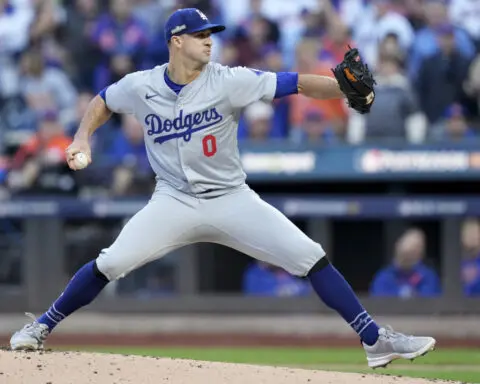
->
xmin=202 ymin=135 xmax=217 ymax=157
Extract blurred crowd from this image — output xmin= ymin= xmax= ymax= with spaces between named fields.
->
xmin=242 ymin=217 xmax=480 ymax=298
xmin=1 ymin=0 xmax=480 ymax=196
xmin=369 ymin=217 xmax=480 ymax=298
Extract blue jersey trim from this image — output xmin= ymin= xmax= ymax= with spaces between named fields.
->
xmin=274 ymin=72 xmax=298 ymax=99
xmin=99 ymin=87 xmax=108 ymax=103
xmin=164 ymin=70 xmax=185 ymax=95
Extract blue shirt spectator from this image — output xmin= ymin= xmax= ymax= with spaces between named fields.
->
xmin=431 ymin=103 xmax=477 ymax=142
xmin=243 ymin=261 xmax=311 ymax=297
xmin=237 ymin=45 xmax=290 ymax=139
xmin=462 ymin=256 xmax=480 ymax=296
xmin=461 ymin=219 xmax=480 ymax=296
xmin=110 ymin=131 xmax=147 ymax=165
xmin=238 ymin=98 xmax=289 ymax=140
xmin=370 ymin=228 xmax=442 ymax=298
xmin=108 ymin=114 xmax=153 ymax=196
xmin=414 ymin=23 xmax=473 ymax=124
xmin=144 ymin=29 xmax=170 ymax=68
xmin=109 ymin=120 xmax=149 ymax=172
xmin=409 ymin=26 xmax=476 ymax=81
xmin=238 ymin=101 xmax=285 ymax=141
xmin=290 ymin=110 xmax=338 ymax=144
xmin=91 ymin=0 xmax=149 ymax=91
xmin=370 ymin=262 xmax=442 ymax=298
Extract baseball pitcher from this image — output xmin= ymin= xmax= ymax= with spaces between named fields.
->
xmin=10 ymin=8 xmax=435 ymax=369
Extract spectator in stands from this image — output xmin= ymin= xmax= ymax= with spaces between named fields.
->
xmin=134 ymin=273 xmax=175 ymax=298
xmin=90 ymin=0 xmax=149 ymax=92
xmin=0 ymin=0 xmax=34 ymax=99
xmin=276 ymin=1 xmax=335 ymax=70
xmin=237 ymin=47 xmax=290 ymax=141
xmin=404 ymin=0 xmax=428 ymax=31
xmin=28 ymin=0 xmax=65 ymax=53
xmin=415 ymin=23 xmax=472 ymax=125
xmin=290 ymin=38 xmax=348 ymax=140
xmin=219 ymin=40 xmax=240 ymax=66
xmin=234 ymin=0 xmax=280 ymax=45
xmin=320 ymin=18 xmax=353 ymax=66
xmin=239 ymin=101 xmax=274 ymax=141
xmin=243 ymin=261 xmax=312 ymax=297
xmin=0 ymin=153 xmax=10 ymax=198
xmin=378 ymin=33 xmax=406 ymax=66
xmin=430 ymin=103 xmax=477 ymax=141
xmin=231 ymin=0 xmax=280 ymax=67
xmin=301 ymin=7 xmax=329 ymax=39
xmin=338 ymin=0 xmax=367 ymax=32
xmin=67 ymin=90 xmax=117 ymax=153
xmin=7 ymin=109 xmax=76 ymax=196
xmin=19 ymin=48 xmax=78 ymax=127
xmin=132 ymin=0 xmax=163 ymax=39
xmin=370 ymin=228 xmax=442 ymax=298
xmin=348 ymin=54 xmax=427 ymax=144
xmin=291 ymin=109 xmax=338 ymax=144
xmin=461 ymin=218 xmax=480 ymax=296
xmin=64 ymin=0 xmax=101 ymax=89
xmin=144 ymin=29 xmax=169 ymax=69
xmin=353 ymin=0 xmax=415 ymax=70
xmin=408 ymin=0 xmax=476 ymax=80
xmin=448 ymin=0 xmax=480 ymax=50
xmin=178 ymin=0 xmax=223 ymax=26
xmin=67 ymin=90 xmax=94 ymax=138
xmin=108 ymin=114 xmax=154 ymax=196
xmin=464 ymin=54 xmax=480 ymax=120
xmin=261 ymin=46 xmax=290 ymax=138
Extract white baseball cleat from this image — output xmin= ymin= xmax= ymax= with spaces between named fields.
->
xmin=363 ymin=325 xmax=436 ymax=369
xmin=10 ymin=313 xmax=50 ymax=351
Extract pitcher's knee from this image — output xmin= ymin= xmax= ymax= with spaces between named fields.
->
xmin=286 ymin=241 xmax=326 ymax=277
xmin=95 ymin=249 xmax=129 ymax=281
xmin=306 ymin=255 xmax=330 ymax=276
xmin=93 ymin=260 xmax=109 ymax=282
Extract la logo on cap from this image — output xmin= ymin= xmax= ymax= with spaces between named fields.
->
xmin=196 ymin=9 xmax=208 ymax=20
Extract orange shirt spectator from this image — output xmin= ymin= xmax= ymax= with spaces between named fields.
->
xmin=321 ymin=20 xmax=354 ymax=66
xmin=9 ymin=110 xmax=75 ymax=195
xmin=290 ymin=39 xmax=349 ymax=139
xmin=12 ymin=111 xmax=71 ymax=163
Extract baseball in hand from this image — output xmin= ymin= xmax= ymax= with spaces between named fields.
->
xmin=73 ymin=152 xmax=89 ymax=169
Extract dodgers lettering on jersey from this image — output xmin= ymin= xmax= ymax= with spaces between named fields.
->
xmin=104 ymin=63 xmax=277 ymax=196
xmin=145 ymin=107 xmax=223 ymax=144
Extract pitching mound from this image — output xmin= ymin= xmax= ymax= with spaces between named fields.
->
xmin=0 ymin=350 xmax=456 ymax=384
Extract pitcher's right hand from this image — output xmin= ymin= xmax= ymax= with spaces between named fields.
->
xmin=65 ymin=139 xmax=92 ymax=171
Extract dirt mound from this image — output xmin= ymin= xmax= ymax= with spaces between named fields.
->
xmin=0 ymin=350 xmax=457 ymax=384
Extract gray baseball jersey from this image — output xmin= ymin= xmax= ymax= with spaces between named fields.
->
xmin=105 ymin=62 xmax=276 ymax=196
xmin=96 ymin=63 xmax=326 ymax=281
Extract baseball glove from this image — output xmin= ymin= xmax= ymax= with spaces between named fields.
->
xmin=331 ymin=46 xmax=376 ymax=114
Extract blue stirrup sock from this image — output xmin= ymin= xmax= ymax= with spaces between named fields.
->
xmin=308 ymin=258 xmax=380 ymax=346
xmin=37 ymin=260 xmax=109 ymax=331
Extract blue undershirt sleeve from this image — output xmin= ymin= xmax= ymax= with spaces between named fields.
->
xmin=99 ymin=87 xmax=108 ymax=102
xmin=274 ymin=72 xmax=299 ymax=99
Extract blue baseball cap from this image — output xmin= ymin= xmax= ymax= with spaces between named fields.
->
xmin=444 ymin=103 xmax=465 ymax=118
xmin=38 ymin=109 xmax=59 ymax=122
xmin=164 ymin=8 xmax=225 ymax=42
